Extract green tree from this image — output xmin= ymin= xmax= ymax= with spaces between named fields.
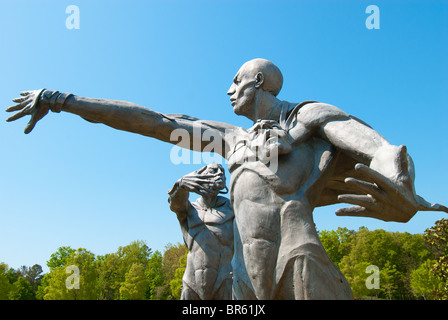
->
xmin=96 ymin=240 xmax=152 ymax=300
xmin=423 ymin=218 xmax=448 ymax=299
xmin=170 ymin=250 xmax=188 ymax=300
xmin=25 ymin=264 xmax=44 ymax=290
xmin=44 ymin=248 xmax=98 ymax=300
xmin=119 ymin=263 xmax=149 ymax=300
xmin=337 ymin=227 xmax=430 ymax=299
xmin=116 ymin=240 xmax=152 ymax=272
xmin=47 ymin=246 xmax=76 ymax=270
xmin=146 ymin=250 xmax=165 ymax=300
xmin=97 ymin=253 xmax=121 ymax=300
xmin=9 ymin=276 xmax=34 ymax=300
xmin=153 ymin=243 xmax=188 ymax=300
xmin=319 ymin=227 xmax=354 ymax=267
xmin=0 ymin=263 xmax=13 ymax=300
xmin=35 ymin=273 xmax=50 ymax=300
xmin=17 ymin=264 xmax=44 ymax=296
xmin=380 ymin=262 xmax=399 ymax=300
xmin=340 ymin=260 xmax=372 ymax=298
xmin=410 ymin=259 xmax=442 ymax=299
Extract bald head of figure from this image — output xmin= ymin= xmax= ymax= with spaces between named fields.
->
xmin=227 ymin=59 xmax=283 ymax=121
xmin=239 ymin=58 xmax=283 ymax=96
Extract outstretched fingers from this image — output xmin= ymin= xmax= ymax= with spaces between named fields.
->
xmin=335 ymin=205 xmax=369 ymax=217
xmin=6 ymin=106 xmax=31 ymax=122
xmin=6 ymin=94 xmax=34 ymax=112
xmin=12 ymin=96 xmax=29 ymax=103
xmin=354 ymin=163 xmax=400 ymax=195
xmin=343 ymin=177 xmax=389 ymax=204
xmin=24 ymin=114 xmax=41 ymax=134
xmin=337 ymin=194 xmax=377 ymax=210
xmin=6 ymin=101 xmax=30 ymax=112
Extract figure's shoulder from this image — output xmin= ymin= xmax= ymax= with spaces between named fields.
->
xmin=288 ymin=101 xmax=350 ymax=128
xmin=216 ymin=196 xmax=231 ymax=207
xmin=216 ymin=196 xmax=234 ymax=212
xmin=220 ymin=194 xmax=231 ymax=201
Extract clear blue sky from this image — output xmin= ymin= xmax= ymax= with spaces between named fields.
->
xmin=1 ymin=0 xmax=447 ymax=272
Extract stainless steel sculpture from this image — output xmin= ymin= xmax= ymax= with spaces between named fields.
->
xmin=6 ymin=58 xmax=447 ymax=299
xmin=168 ymin=163 xmax=233 ymax=300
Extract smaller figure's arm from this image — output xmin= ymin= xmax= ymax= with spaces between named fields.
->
xmin=168 ymin=179 xmax=191 ymax=222
xmin=167 ymin=179 xmax=193 ymax=250
xmin=168 ymin=165 xmax=221 ymax=218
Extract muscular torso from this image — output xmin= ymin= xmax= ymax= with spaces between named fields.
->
xmin=186 ymin=198 xmax=234 ymax=252
xmin=226 ymin=103 xmax=341 ymax=299
xmin=181 ymin=197 xmax=234 ymax=299
xmin=228 ymin=129 xmax=335 ymax=240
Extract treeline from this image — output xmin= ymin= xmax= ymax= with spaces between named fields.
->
xmin=319 ymin=218 xmax=448 ymax=300
xmin=1 ymin=219 xmax=447 ymax=300
xmin=0 ymin=241 xmax=188 ymax=300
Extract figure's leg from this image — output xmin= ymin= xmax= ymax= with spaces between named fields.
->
xmin=181 ymin=281 xmax=201 ymax=300
xmin=232 ymin=272 xmax=257 ymax=300
xmin=194 ymin=268 xmax=218 ymax=300
xmin=232 ymin=238 xmax=278 ymax=300
xmin=212 ymin=278 xmax=233 ymax=300
xmin=242 ymin=239 xmax=278 ymax=299
xmin=275 ymin=253 xmax=353 ymax=300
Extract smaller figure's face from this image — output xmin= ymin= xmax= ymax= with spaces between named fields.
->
xmin=227 ymin=66 xmax=257 ymax=120
xmin=203 ymin=164 xmax=226 ymax=192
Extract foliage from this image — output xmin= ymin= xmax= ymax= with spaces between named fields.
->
xmin=318 ymin=227 xmax=354 ymax=267
xmin=2 ymin=220 xmax=447 ymax=300
xmin=0 ymin=240 xmax=188 ymax=300
xmin=152 ymin=243 xmax=188 ymax=300
xmin=410 ymin=259 xmax=441 ymax=299
xmin=43 ymin=248 xmax=98 ymax=300
xmin=0 ymin=263 xmax=13 ymax=300
xmin=8 ymin=276 xmax=34 ymax=300
xmin=47 ymin=246 xmax=76 ymax=270
xmin=146 ymin=250 xmax=165 ymax=299
xmin=170 ymin=250 xmax=188 ymax=300
xmin=119 ymin=263 xmax=149 ymax=300
xmin=423 ymin=218 xmax=448 ymax=299
xmin=321 ymin=226 xmax=440 ymax=299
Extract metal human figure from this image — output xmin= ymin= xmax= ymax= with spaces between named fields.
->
xmin=6 ymin=59 xmax=447 ymax=299
xmin=168 ymin=163 xmax=233 ymax=300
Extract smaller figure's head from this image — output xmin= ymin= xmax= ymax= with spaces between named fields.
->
xmin=201 ymin=163 xmax=227 ymax=194
xmin=227 ymin=58 xmax=283 ymax=121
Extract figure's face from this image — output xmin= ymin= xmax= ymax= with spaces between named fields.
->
xmin=227 ymin=64 xmax=257 ymax=120
xmin=203 ymin=164 xmax=226 ymax=192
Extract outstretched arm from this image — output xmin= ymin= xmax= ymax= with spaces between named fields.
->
xmin=6 ymin=89 xmax=239 ymax=157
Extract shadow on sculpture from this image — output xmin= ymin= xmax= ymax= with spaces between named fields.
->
xmin=6 ymin=58 xmax=448 ymax=299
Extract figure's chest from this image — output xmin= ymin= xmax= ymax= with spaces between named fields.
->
xmin=229 ymin=137 xmax=335 ymax=201
xmin=188 ymin=203 xmax=234 ymax=228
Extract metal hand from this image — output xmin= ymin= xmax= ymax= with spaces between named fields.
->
xmin=336 ymin=152 xmax=448 ymax=222
xmin=6 ymin=89 xmax=47 ymax=134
